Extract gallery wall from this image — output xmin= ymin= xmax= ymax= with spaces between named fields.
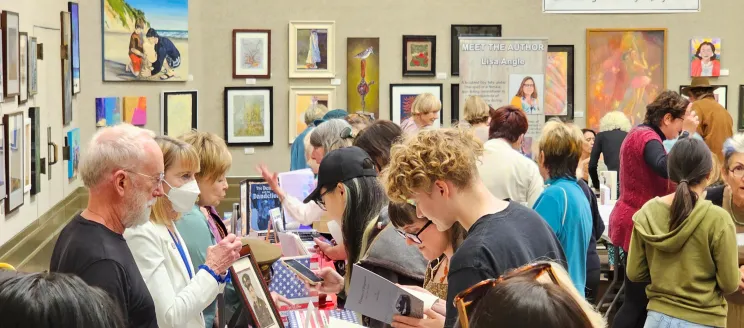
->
xmin=0 ymin=0 xmax=83 ymax=245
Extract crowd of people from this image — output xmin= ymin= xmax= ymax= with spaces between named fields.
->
xmin=0 ymin=77 xmax=743 ymax=328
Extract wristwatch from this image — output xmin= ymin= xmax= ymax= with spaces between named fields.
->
xmin=679 ymin=130 xmax=690 ymax=139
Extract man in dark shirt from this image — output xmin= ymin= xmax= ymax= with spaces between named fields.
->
xmin=50 ymin=124 xmax=165 ymax=328
xmin=382 ymin=128 xmax=566 ymax=328
xmin=145 ymin=28 xmax=181 ymax=80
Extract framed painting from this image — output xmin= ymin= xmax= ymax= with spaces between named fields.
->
xmin=450 ymin=25 xmax=502 ymax=76
xmin=61 ymin=11 xmax=73 ymax=125
xmin=23 ymin=118 xmax=30 ymax=193
xmin=288 ymin=86 xmax=335 ymax=144
xmin=122 ymin=96 xmax=147 ymax=125
xmin=680 ymin=85 xmax=728 ymax=108
xmin=0 ymin=124 xmax=5 ymax=201
xmin=545 ymin=45 xmax=575 ymax=121
xmin=161 ymin=90 xmax=198 ymax=137
xmin=4 ymin=111 xmax=24 ymax=213
xmin=67 ymin=128 xmax=80 ymax=179
xmin=233 ymin=30 xmax=271 ymax=79
xmin=224 ymin=87 xmax=273 ymax=146
xmin=95 ymin=97 xmax=122 ymax=127
xmin=451 ymin=84 xmax=459 ymax=123
xmin=739 ymin=86 xmax=744 ymax=131
xmin=586 ymin=28 xmax=667 ymax=130
xmin=2 ymin=11 xmax=20 ymax=97
xmin=18 ymin=32 xmax=27 ymax=104
xmin=29 ymin=107 xmax=41 ymax=195
xmin=229 ymin=245 xmax=284 ymax=328
xmin=402 ymin=35 xmax=436 ymax=77
xmin=347 ymin=37 xmax=379 ymax=118
xmin=690 ymin=38 xmax=720 ymax=77
xmin=288 ymin=21 xmax=335 ymax=78
xmin=389 ymin=84 xmax=443 ymax=128
xmin=28 ymin=37 xmax=37 ymax=96
xmin=69 ymin=2 xmax=81 ymax=93
xmin=101 ymin=0 xmax=189 ymax=81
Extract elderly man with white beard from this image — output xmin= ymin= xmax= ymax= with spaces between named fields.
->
xmin=50 ymin=124 xmax=166 ymax=328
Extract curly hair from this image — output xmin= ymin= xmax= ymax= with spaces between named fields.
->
xmin=599 ymin=111 xmax=632 ymax=132
xmin=381 ymin=128 xmax=483 ymax=202
xmin=643 ymin=90 xmax=689 ymax=126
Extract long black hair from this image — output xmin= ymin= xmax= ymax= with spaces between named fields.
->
xmin=667 ymin=138 xmax=712 ymax=230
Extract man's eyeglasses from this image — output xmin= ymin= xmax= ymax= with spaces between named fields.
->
xmin=126 ymin=170 xmax=165 ymax=189
xmin=453 ymin=262 xmax=559 ymax=328
xmin=394 ymin=220 xmax=432 ymax=244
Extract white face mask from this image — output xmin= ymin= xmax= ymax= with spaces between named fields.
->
xmin=165 ymin=179 xmax=200 ymax=213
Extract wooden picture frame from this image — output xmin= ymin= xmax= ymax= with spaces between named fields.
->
xmin=450 ymin=24 xmax=502 ymax=76
xmin=389 ymin=83 xmax=443 ymax=128
xmin=161 ymin=91 xmax=198 ymax=137
xmin=545 ymin=45 xmax=575 ymax=121
xmin=451 ymin=84 xmax=459 ymax=124
xmin=18 ymin=32 xmax=27 ymax=104
xmin=288 ymin=21 xmax=335 ymax=78
xmin=402 ymin=35 xmax=436 ymax=77
xmin=233 ymin=29 xmax=271 ymax=79
xmin=2 ymin=11 xmax=20 ymax=98
xmin=229 ymin=245 xmax=285 ymax=328
xmin=224 ymin=87 xmax=273 ymax=146
xmin=4 ymin=111 xmax=24 ymax=213
xmin=680 ymin=84 xmax=728 ymax=109
xmin=288 ymin=86 xmax=335 ymax=144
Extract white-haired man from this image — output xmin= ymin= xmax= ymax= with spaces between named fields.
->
xmin=50 ymin=124 xmax=165 ymax=328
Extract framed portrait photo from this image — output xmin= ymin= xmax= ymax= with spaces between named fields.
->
xmin=402 ymin=35 xmax=436 ymax=77
xmin=288 ymin=21 xmax=335 ymax=78
xmin=679 ymin=84 xmax=727 ymax=108
xmin=389 ymin=83 xmax=443 ymax=128
xmin=224 ymin=87 xmax=273 ymax=146
xmin=230 ymin=246 xmax=284 ymax=328
xmin=233 ymin=29 xmax=271 ymax=79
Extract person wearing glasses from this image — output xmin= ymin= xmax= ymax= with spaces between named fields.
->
xmin=510 ymin=76 xmax=539 ymax=114
xmin=454 ymin=262 xmax=604 ymax=328
xmin=50 ymin=124 xmax=166 ymax=328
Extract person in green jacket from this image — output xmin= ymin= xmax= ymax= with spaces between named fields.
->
xmin=627 ymin=138 xmax=743 ymax=328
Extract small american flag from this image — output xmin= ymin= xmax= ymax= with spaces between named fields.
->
xmin=269 ymin=256 xmax=320 ymax=318
xmin=286 ymin=309 xmax=361 ymax=328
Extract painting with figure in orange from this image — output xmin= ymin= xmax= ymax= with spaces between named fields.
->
xmin=586 ymin=29 xmax=666 ymax=131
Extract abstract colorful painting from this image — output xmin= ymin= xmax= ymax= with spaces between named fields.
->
xmin=95 ymin=97 xmax=121 ymax=127
xmin=101 ymin=0 xmax=189 ymax=81
xmin=545 ymin=45 xmax=574 ymax=120
xmin=67 ymin=128 xmax=80 ymax=179
xmin=586 ymin=28 xmax=666 ymax=130
xmin=2 ymin=11 xmax=20 ymax=97
xmin=690 ymin=38 xmax=721 ymax=77
xmin=224 ymin=87 xmax=273 ymax=146
xmin=123 ymin=96 xmax=147 ymax=125
xmin=346 ymin=38 xmax=379 ymax=119
xmin=233 ymin=30 xmax=270 ymax=78
xmin=288 ymin=86 xmax=335 ymax=144
xmin=161 ymin=90 xmax=197 ymax=137
xmin=389 ymin=84 xmax=443 ymax=128
xmin=289 ymin=21 xmax=335 ymax=78
xmin=62 ymin=11 xmax=73 ymax=125
xmin=403 ymin=35 xmax=436 ymax=76
xmin=70 ymin=2 xmax=81 ymax=93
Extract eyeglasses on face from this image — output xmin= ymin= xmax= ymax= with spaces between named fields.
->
xmin=313 ymin=187 xmax=335 ymax=211
xmin=453 ymin=262 xmax=559 ymax=328
xmin=126 ymin=170 xmax=165 ymax=190
xmin=729 ymin=166 xmax=744 ymax=179
xmin=394 ymin=220 xmax=433 ymax=244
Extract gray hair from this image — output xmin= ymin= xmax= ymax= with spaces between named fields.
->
xmin=723 ymin=133 xmax=744 ymax=169
xmin=305 ymin=104 xmax=329 ymax=125
xmin=310 ymin=119 xmax=352 ymax=153
xmin=79 ymin=124 xmax=156 ymax=188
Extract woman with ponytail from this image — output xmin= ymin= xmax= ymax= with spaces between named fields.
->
xmin=627 ymin=138 xmax=742 ymax=328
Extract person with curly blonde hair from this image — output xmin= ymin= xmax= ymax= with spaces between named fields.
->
xmin=399 ymin=93 xmax=441 ymax=134
xmin=381 ymin=128 xmax=566 ymax=328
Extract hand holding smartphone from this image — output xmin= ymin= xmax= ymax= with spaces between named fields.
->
xmin=281 ymin=259 xmax=322 ymax=285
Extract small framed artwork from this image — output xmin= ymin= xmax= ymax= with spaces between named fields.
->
xmin=679 ymin=85 xmax=728 ymax=108
xmin=347 ymin=37 xmax=379 ymax=118
xmin=224 ymin=87 xmax=273 ymax=146
xmin=545 ymin=45 xmax=575 ymax=121
xmin=67 ymin=128 xmax=80 ymax=179
xmin=28 ymin=107 xmax=41 ymax=195
xmin=2 ymin=11 xmax=20 ymax=98
xmin=450 ymin=25 xmax=502 ymax=76
xmin=0 ymin=124 xmax=5 ymax=201
xmin=739 ymin=86 xmax=744 ymax=131
xmin=161 ymin=91 xmax=198 ymax=137
xmin=61 ymin=11 xmax=73 ymax=125
xmin=402 ymin=35 xmax=436 ymax=77
xmin=122 ymin=96 xmax=147 ymax=126
xmin=451 ymin=84 xmax=459 ymax=123
xmin=18 ymin=32 xmax=27 ymax=104
xmin=23 ymin=118 xmax=30 ymax=193
xmin=69 ymin=2 xmax=81 ymax=93
xmin=389 ymin=83 xmax=443 ymax=128
xmin=288 ymin=86 xmax=335 ymax=144
xmin=233 ymin=29 xmax=271 ymax=79
xmin=690 ymin=38 xmax=720 ymax=77
xmin=4 ymin=111 xmax=24 ymax=213
xmin=288 ymin=21 xmax=335 ymax=78
xmin=28 ymin=37 xmax=37 ymax=96
xmin=230 ymin=245 xmax=284 ymax=328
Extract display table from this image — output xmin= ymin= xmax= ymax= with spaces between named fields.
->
xmin=242 ymin=238 xmax=282 ymax=284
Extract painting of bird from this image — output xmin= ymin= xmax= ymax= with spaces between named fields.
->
xmin=354 ymin=47 xmax=374 ymax=59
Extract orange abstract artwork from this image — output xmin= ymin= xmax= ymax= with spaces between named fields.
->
xmin=586 ymin=29 xmax=666 ymax=130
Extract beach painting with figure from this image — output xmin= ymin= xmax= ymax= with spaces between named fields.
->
xmin=690 ymin=38 xmax=721 ymax=77
xmin=347 ymin=38 xmax=379 ymax=119
xmin=586 ymin=29 xmax=666 ymax=130
xmin=289 ymin=21 xmax=335 ymax=78
xmin=101 ymin=0 xmax=189 ymax=81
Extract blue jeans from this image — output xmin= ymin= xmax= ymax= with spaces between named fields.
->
xmin=643 ymin=311 xmax=717 ymax=328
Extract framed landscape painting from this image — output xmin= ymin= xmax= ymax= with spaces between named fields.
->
xmin=4 ymin=111 xmax=24 ymax=213
xmin=403 ymin=35 xmax=436 ymax=77
xmin=680 ymin=85 xmax=727 ymax=108
xmin=347 ymin=37 xmax=379 ymax=118
xmin=69 ymin=2 xmax=81 ymax=93
xmin=224 ymin=87 xmax=273 ymax=146
xmin=450 ymin=24 xmax=502 ymax=76
xmin=233 ymin=30 xmax=271 ymax=79
xmin=61 ymin=11 xmax=73 ymax=125
xmin=389 ymin=84 xmax=443 ymax=128
xmin=288 ymin=86 xmax=335 ymax=143
xmin=2 ymin=11 xmax=20 ymax=97
xmin=161 ymin=91 xmax=197 ymax=137
xmin=545 ymin=45 xmax=575 ymax=121
xmin=289 ymin=21 xmax=335 ymax=78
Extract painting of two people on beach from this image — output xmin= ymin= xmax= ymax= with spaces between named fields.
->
xmin=102 ymin=0 xmax=188 ymax=81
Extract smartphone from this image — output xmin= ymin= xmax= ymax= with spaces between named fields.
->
xmin=312 ymin=232 xmax=333 ymax=245
xmin=281 ymin=259 xmax=322 ymax=285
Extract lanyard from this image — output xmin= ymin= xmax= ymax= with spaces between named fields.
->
xmin=168 ymin=229 xmax=193 ymax=279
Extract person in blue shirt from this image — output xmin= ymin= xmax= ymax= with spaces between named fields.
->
xmin=533 ymin=120 xmax=593 ymax=293
xmin=146 ymin=28 xmax=181 ymax=80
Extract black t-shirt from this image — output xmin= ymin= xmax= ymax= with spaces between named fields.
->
xmin=50 ymin=215 xmax=158 ymax=328
xmin=444 ymin=202 xmax=567 ymax=328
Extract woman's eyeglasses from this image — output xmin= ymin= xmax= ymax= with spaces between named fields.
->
xmin=313 ymin=187 xmax=335 ymax=211
xmin=453 ymin=262 xmax=559 ymax=328
xmin=729 ymin=166 xmax=744 ymax=179
xmin=394 ymin=220 xmax=432 ymax=244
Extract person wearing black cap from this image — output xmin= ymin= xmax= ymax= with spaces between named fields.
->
xmin=307 ymin=147 xmax=427 ymax=328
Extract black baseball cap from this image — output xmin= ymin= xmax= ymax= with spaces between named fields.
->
xmin=303 ymin=146 xmax=378 ymax=204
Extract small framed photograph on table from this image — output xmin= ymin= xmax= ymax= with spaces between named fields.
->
xmin=230 ymin=245 xmax=284 ymax=328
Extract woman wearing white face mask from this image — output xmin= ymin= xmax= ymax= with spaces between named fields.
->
xmin=124 ymin=136 xmax=243 ymax=328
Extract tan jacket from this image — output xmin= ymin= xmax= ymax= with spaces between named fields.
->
xmin=693 ymin=96 xmax=733 ymax=163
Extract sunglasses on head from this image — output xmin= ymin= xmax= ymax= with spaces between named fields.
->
xmin=453 ymin=262 xmax=559 ymax=328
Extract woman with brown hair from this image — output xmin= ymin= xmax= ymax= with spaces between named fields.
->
xmin=353 ymin=120 xmax=403 ymax=171
xmin=510 ymin=76 xmax=539 ymax=114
